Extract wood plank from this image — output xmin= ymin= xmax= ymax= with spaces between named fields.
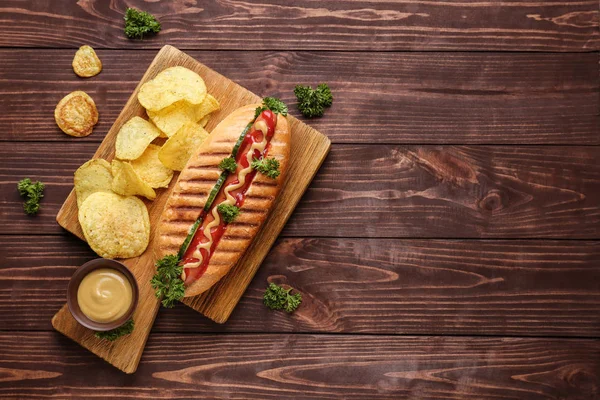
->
xmin=1 ymin=332 xmax=599 ymax=399
xmin=0 ymin=50 xmax=598 ymax=145
xmin=49 ymin=45 xmax=330 ymax=373
xmin=2 ymin=143 xmax=600 ymax=238
xmin=2 ymin=236 xmax=600 ymax=337
xmin=0 ymin=1 xmax=598 ymax=51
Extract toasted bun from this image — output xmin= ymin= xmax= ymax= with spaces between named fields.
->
xmin=156 ymin=104 xmax=290 ymax=297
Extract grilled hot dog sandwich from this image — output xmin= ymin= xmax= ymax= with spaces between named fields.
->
xmin=154 ymin=98 xmax=290 ymax=301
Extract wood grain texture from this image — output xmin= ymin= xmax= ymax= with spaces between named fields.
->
xmin=0 ymin=332 xmax=599 ymax=399
xmin=2 ymin=236 xmax=600 ymax=337
xmin=0 ymin=50 xmax=598 ymax=144
xmin=3 ymin=143 xmax=599 ymax=238
xmin=50 ymin=45 xmax=329 ymax=372
xmin=0 ymin=0 xmax=598 ymax=51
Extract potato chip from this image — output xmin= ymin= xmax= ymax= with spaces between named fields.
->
xmin=138 ymin=66 xmax=207 ymax=111
xmin=115 ymin=116 xmax=161 ymax=160
xmin=147 ymin=100 xmax=196 ymax=138
xmin=130 ymin=144 xmax=173 ymax=188
xmin=148 ymin=93 xmax=219 ymax=137
xmin=198 ymin=115 xmax=209 ymax=127
xmin=111 ymin=159 xmax=156 ymax=200
xmin=158 ymin=122 xmax=209 ymax=171
xmin=72 ymin=45 xmax=102 ymax=78
xmin=79 ymin=192 xmax=150 ymax=258
xmin=193 ymin=94 xmax=220 ymax=121
xmin=54 ymin=91 xmax=98 ymax=137
xmin=74 ymin=159 xmax=112 ymax=207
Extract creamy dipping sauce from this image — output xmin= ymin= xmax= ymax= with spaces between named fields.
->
xmin=77 ymin=268 xmax=133 ymax=323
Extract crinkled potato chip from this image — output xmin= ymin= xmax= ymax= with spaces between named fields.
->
xmin=138 ymin=66 xmax=207 ymax=112
xmin=148 ymin=94 xmax=219 ymax=137
xmin=54 ymin=91 xmax=98 ymax=137
xmin=74 ymin=158 xmax=113 ymax=208
xmin=158 ymin=122 xmax=209 ymax=171
xmin=130 ymin=144 xmax=173 ymax=188
xmin=198 ymin=115 xmax=209 ymax=127
xmin=79 ymin=192 xmax=150 ymax=259
xmin=72 ymin=45 xmax=102 ymax=78
xmin=147 ymin=100 xmax=196 ymax=138
xmin=115 ymin=116 xmax=161 ymax=160
xmin=111 ymin=159 xmax=156 ymax=200
xmin=193 ymin=94 xmax=220 ymax=121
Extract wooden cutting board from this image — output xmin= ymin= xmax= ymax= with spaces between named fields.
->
xmin=51 ymin=45 xmax=331 ymax=373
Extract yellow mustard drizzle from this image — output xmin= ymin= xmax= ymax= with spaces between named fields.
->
xmin=181 ymin=121 xmax=270 ymax=280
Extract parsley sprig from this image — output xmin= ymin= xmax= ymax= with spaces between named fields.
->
xmin=217 ymin=203 xmax=240 ymax=224
xmin=263 ymin=283 xmax=302 ymax=313
xmin=219 ymin=157 xmax=237 ymax=173
xmin=151 ymin=255 xmax=185 ymax=308
xmin=17 ymin=178 xmax=45 ymax=215
xmin=294 ymin=83 xmax=333 ymax=118
xmin=251 ymin=157 xmax=280 ymax=179
xmin=124 ymin=8 xmax=161 ymax=39
xmin=95 ymin=319 xmax=134 ymax=341
xmin=255 ymin=97 xmax=288 ymax=118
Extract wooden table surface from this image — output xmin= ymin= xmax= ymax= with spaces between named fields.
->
xmin=1 ymin=1 xmax=599 ymax=399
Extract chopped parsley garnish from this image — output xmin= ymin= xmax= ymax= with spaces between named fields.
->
xmin=255 ymin=97 xmax=288 ymax=118
xmin=151 ymin=255 xmax=185 ymax=308
xmin=95 ymin=319 xmax=134 ymax=341
xmin=217 ymin=203 xmax=240 ymax=224
xmin=218 ymin=157 xmax=237 ymax=173
xmin=124 ymin=8 xmax=161 ymax=39
xmin=17 ymin=178 xmax=45 ymax=216
xmin=263 ymin=283 xmax=302 ymax=313
xmin=251 ymin=157 xmax=280 ymax=179
xmin=294 ymin=83 xmax=333 ymax=118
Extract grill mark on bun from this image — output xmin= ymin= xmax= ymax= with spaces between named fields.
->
xmin=163 ymin=218 xmax=197 ymax=225
xmin=251 ymin=180 xmax=278 ymax=188
xmin=238 ymin=207 xmax=267 ymax=215
xmin=223 ymin=234 xmax=252 ymax=240
xmin=169 ymin=205 xmax=205 ymax=213
xmin=242 ymin=193 xmax=274 ymax=200
xmin=179 ymin=177 xmax=218 ymax=185
xmin=229 ymin=221 xmax=259 ymax=228
xmin=186 ymin=163 xmax=222 ymax=170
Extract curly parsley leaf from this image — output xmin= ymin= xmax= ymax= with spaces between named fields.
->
xmin=95 ymin=319 xmax=134 ymax=341
xmin=124 ymin=8 xmax=161 ymax=39
xmin=255 ymin=97 xmax=288 ymax=119
xmin=17 ymin=178 xmax=45 ymax=215
xmin=151 ymin=255 xmax=185 ymax=308
xmin=251 ymin=157 xmax=280 ymax=179
xmin=219 ymin=157 xmax=237 ymax=173
xmin=263 ymin=97 xmax=288 ymax=116
xmin=217 ymin=203 xmax=240 ymax=224
xmin=294 ymin=83 xmax=333 ymax=118
xmin=263 ymin=283 xmax=302 ymax=313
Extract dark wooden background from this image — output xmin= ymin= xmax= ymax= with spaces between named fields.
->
xmin=1 ymin=1 xmax=599 ymax=399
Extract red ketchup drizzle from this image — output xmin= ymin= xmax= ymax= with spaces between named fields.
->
xmin=181 ymin=110 xmax=277 ymax=284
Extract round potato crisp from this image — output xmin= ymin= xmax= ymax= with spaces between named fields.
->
xmin=147 ymin=100 xmax=196 ymax=138
xmin=115 ymin=116 xmax=162 ymax=160
xmin=111 ymin=159 xmax=157 ymax=200
xmin=72 ymin=45 xmax=102 ymax=78
xmin=130 ymin=144 xmax=173 ymax=188
xmin=158 ymin=122 xmax=209 ymax=171
xmin=74 ymin=158 xmax=112 ymax=208
xmin=147 ymin=94 xmax=219 ymax=138
xmin=78 ymin=192 xmax=150 ymax=259
xmin=55 ymin=91 xmax=98 ymax=137
xmin=138 ymin=66 xmax=207 ymax=112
